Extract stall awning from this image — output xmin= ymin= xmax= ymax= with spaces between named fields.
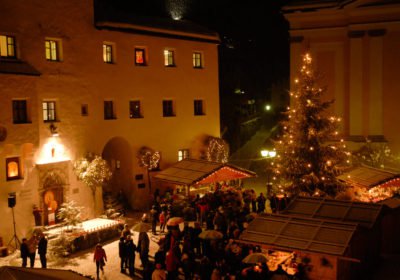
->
xmin=337 ymin=166 xmax=400 ymax=188
xmin=282 ymin=196 xmax=383 ymax=228
xmin=239 ymin=214 xmax=357 ymax=257
xmin=153 ymin=158 xmax=256 ymax=186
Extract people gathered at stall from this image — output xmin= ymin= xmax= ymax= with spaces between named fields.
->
xmin=116 ymin=185 xmax=297 ymax=280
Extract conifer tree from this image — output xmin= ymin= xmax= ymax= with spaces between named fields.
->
xmin=272 ymin=53 xmax=351 ymax=196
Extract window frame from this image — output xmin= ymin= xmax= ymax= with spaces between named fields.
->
xmin=0 ymin=35 xmax=16 ymax=58
xmin=178 ymin=149 xmax=190 ymax=161
xmin=42 ymin=101 xmax=57 ymax=122
xmin=81 ymin=104 xmax=88 ymax=116
xmin=163 ymin=49 xmax=175 ymax=67
xmin=12 ymin=99 xmax=29 ymax=124
xmin=103 ymin=43 xmax=114 ymax=64
xmin=6 ymin=157 xmax=21 ymax=181
xmin=193 ymin=52 xmax=203 ymax=68
xmin=129 ymin=100 xmax=143 ymax=119
xmin=194 ymin=99 xmax=205 ymax=116
xmin=45 ymin=39 xmax=61 ymax=61
xmin=104 ymin=100 xmax=115 ymax=120
xmin=134 ymin=48 xmax=147 ymax=66
xmin=162 ymin=100 xmax=175 ymax=117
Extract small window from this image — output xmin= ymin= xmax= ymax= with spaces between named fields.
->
xmin=164 ymin=49 xmax=175 ymax=66
xmin=42 ymin=101 xmax=56 ymax=122
xmin=163 ymin=100 xmax=175 ymax=117
xmin=45 ymin=39 xmax=60 ymax=61
xmin=6 ymin=157 xmax=21 ymax=181
xmin=81 ymin=104 xmax=88 ymax=116
xmin=193 ymin=52 xmax=203 ymax=68
xmin=104 ymin=100 xmax=115 ymax=120
xmin=135 ymin=48 xmax=146 ymax=66
xmin=130 ymin=100 xmax=142 ymax=118
xmin=178 ymin=149 xmax=189 ymax=161
xmin=194 ymin=99 xmax=205 ymax=116
xmin=12 ymin=100 xmax=29 ymax=124
xmin=0 ymin=35 xmax=16 ymax=58
xmin=103 ymin=44 xmax=114 ymax=63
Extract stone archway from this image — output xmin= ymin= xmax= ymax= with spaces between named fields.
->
xmin=41 ymin=171 xmax=67 ymax=225
xmin=36 ymin=161 xmax=69 ymax=226
xmin=102 ymin=137 xmax=134 ymax=198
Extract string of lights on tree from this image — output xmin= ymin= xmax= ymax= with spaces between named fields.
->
xmin=205 ymin=137 xmax=229 ymax=163
xmin=272 ymin=53 xmax=351 ymax=197
xmin=137 ymin=146 xmax=161 ymax=170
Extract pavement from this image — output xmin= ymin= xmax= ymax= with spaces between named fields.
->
xmin=0 ymin=211 xmax=167 ymax=280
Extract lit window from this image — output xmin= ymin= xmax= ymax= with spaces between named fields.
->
xmin=103 ymin=44 xmax=113 ymax=63
xmin=194 ymin=99 xmax=205 ymax=116
xmin=135 ymin=48 xmax=146 ymax=66
xmin=6 ymin=157 xmax=21 ymax=181
xmin=130 ymin=100 xmax=142 ymax=118
xmin=178 ymin=149 xmax=189 ymax=161
xmin=0 ymin=35 xmax=16 ymax=58
xmin=163 ymin=100 xmax=175 ymax=117
xmin=42 ymin=101 xmax=56 ymax=122
xmin=193 ymin=52 xmax=202 ymax=68
xmin=45 ymin=39 xmax=60 ymax=61
xmin=104 ymin=100 xmax=115 ymax=120
xmin=12 ymin=100 xmax=29 ymax=124
xmin=164 ymin=50 xmax=175 ymax=66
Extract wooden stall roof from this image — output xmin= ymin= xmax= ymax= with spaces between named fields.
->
xmin=337 ymin=166 xmax=399 ymax=188
xmin=282 ymin=196 xmax=382 ymax=228
xmin=239 ymin=214 xmax=357 ymax=257
xmin=153 ymin=158 xmax=256 ymax=186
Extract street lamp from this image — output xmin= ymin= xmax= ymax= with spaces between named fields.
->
xmin=260 ymin=149 xmax=276 ymax=196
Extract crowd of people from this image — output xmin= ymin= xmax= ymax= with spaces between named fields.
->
xmin=18 ymin=185 xmax=297 ymax=280
xmin=113 ymin=186 xmax=299 ymax=280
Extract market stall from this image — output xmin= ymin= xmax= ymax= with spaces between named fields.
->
xmin=337 ymin=166 xmax=400 ymax=202
xmin=153 ymin=158 xmax=256 ymax=198
xmin=238 ymin=214 xmax=362 ymax=280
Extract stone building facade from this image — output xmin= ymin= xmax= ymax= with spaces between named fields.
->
xmin=283 ymin=0 xmax=400 ymax=154
xmin=0 ymin=0 xmax=220 ymax=242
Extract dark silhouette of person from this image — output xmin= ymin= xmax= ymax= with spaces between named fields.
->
xmin=38 ymin=233 xmax=48 ymax=268
xmin=20 ymin=238 xmax=29 ymax=267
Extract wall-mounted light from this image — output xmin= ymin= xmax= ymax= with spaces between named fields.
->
xmin=49 ymin=123 xmax=59 ymax=137
xmin=116 ymin=160 xmax=121 ymax=169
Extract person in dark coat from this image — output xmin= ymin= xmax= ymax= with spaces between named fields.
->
xmin=125 ymin=235 xmax=137 ymax=276
xmin=38 ymin=233 xmax=48 ymax=268
xmin=256 ymin=193 xmax=266 ymax=213
xmin=20 ymin=238 xmax=29 ymax=267
xmin=269 ymin=193 xmax=278 ymax=213
xmin=138 ymin=232 xmax=150 ymax=267
xmin=150 ymin=205 xmax=159 ymax=235
xmin=118 ymin=237 xmax=127 ymax=272
xmin=27 ymin=235 xmax=37 ymax=268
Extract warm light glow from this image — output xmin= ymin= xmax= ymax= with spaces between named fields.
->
xmin=36 ymin=136 xmax=70 ymax=164
xmin=265 ymin=104 xmax=271 ymax=111
xmin=261 ymin=149 xmax=277 ymax=158
xmin=7 ymin=162 xmax=19 ymax=177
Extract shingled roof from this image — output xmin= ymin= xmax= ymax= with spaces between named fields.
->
xmin=239 ymin=214 xmax=357 ymax=256
xmin=282 ymin=196 xmax=383 ymax=228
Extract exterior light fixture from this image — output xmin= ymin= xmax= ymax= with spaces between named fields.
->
xmin=265 ymin=104 xmax=271 ymax=111
xmin=261 ymin=149 xmax=276 ymax=158
xmin=49 ymin=123 xmax=59 ymax=137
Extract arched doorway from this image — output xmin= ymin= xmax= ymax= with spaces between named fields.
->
xmin=41 ymin=170 xmax=66 ymax=225
xmin=102 ymin=137 xmax=134 ymax=196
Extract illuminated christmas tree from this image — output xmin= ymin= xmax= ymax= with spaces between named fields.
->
xmin=272 ymin=53 xmax=351 ymax=197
